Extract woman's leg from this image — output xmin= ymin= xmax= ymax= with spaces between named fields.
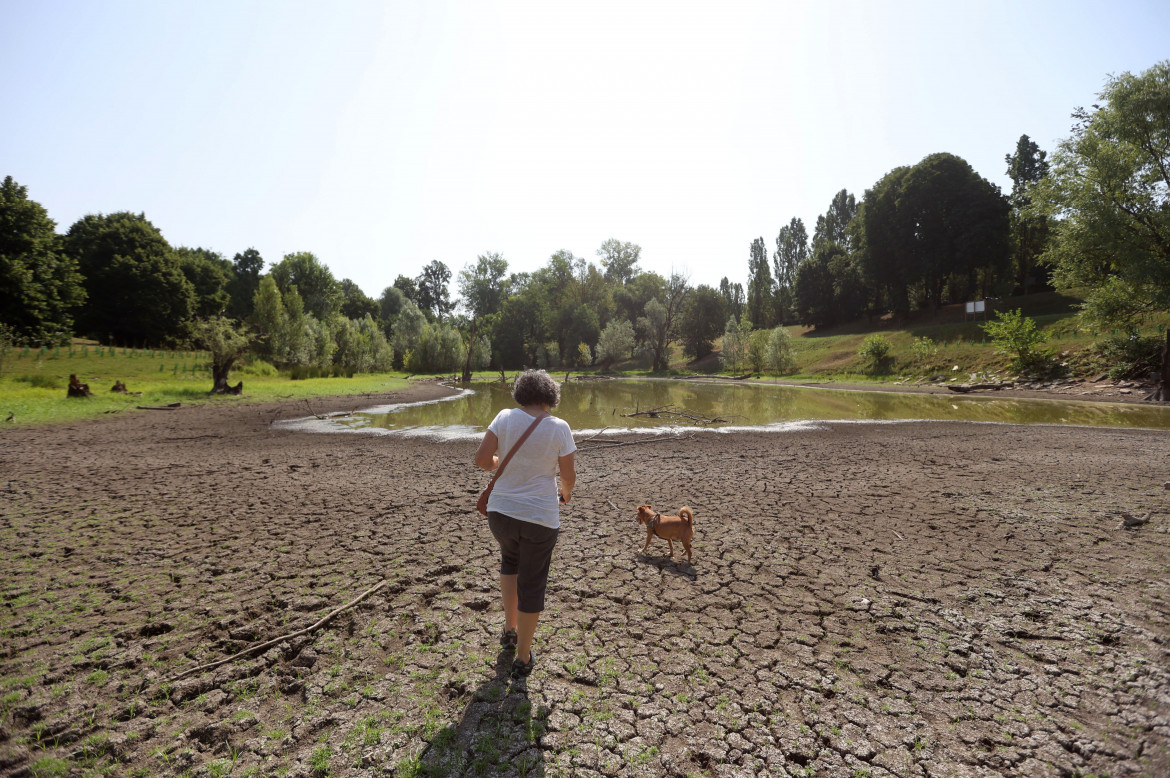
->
xmin=514 ymin=522 xmax=558 ymax=667
xmin=516 ymin=610 xmax=540 ymax=663
xmin=500 ymin=573 xmax=518 ymax=631
xmin=488 ymin=513 xmax=521 ymax=640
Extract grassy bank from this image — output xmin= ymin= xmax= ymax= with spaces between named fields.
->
xmin=0 ymin=345 xmax=414 ymax=427
xmin=779 ymin=291 xmax=1095 ymax=382
xmin=642 ymin=289 xmax=1165 ymax=384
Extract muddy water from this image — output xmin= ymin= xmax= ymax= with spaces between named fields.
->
xmin=305 ymin=380 xmax=1170 ymax=437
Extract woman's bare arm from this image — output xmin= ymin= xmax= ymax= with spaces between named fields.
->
xmin=558 ymin=452 xmax=576 ymax=502
xmin=474 ymin=430 xmax=499 ymax=471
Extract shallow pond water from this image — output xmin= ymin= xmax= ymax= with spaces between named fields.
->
xmin=280 ymin=379 xmax=1170 ymax=439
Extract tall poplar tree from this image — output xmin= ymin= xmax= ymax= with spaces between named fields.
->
xmin=1005 ymin=135 xmax=1051 ymax=293
xmin=746 ymin=237 xmax=774 ymax=328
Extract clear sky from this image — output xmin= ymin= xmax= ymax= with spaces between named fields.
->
xmin=3 ymin=0 xmax=1168 ymax=301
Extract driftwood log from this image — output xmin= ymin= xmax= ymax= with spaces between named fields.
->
xmin=947 ymin=383 xmax=1013 ymax=393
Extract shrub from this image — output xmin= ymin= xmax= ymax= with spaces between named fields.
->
xmin=859 ymin=335 xmax=892 ymax=372
xmin=747 ymin=330 xmax=769 ymax=374
xmin=238 ymin=358 xmax=279 ymax=377
xmin=1095 ymin=329 xmax=1163 ymax=380
xmin=764 ymin=327 xmax=796 ymax=374
xmin=911 ymin=336 xmax=939 ymax=365
xmin=981 ymin=308 xmax=1049 ymax=373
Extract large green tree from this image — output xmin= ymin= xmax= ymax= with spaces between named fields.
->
xmin=457 ymin=252 xmax=510 ymax=380
xmin=339 ymin=279 xmax=380 ymax=321
xmin=1033 ymin=61 xmax=1170 ymax=326
xmin=678 ymin=283 xmax=727 ymax=360
xmin=1005 ymin=135 xmax=1051 ymax=293
xmin=65 ymin=212 xmax=194 ymax=344
xmin=856 ymin=154 xmax=1009 ymax=316
xmin=596 ymin=238 xmax=642 ymax=284
xmin=270 ymin=252 xmax=341 ymax=321
xmin=228 ymin=248 xmax=264 ymax=320
xmin=1032 ymin=60 xmax=1170 ymax=397
xmin=746 ymin=237 xmax=774 ymax=328
xmin=415 ymin=260 xmax=454 ymax=321
xmin=718 ymin=277 xmax=745 ymax=322
xmin=0 ymin=176 xmax=85 ymax=344
xmin=639 ymin=272 xmax=689 ymax=371
xmin=175 ymin=247 xmax=233 ymax=318
xmin=813 ymin=189 xmax=858 ymax=250
xmin=773 ymin=218 xmax=809 ymax=324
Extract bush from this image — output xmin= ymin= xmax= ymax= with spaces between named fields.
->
xmin=747 ymin=330 xmax=769 ymax=374
xmin=981 ymin=308 xmax=1049 ymax=373
xmin=859 ymin=335 xmax=892 ymax=372
xmin=238 ymin=358 xmax=279 ymax=377
xmin=764 ymin=327 xmax=796 ymax=374
xmin=911 ymin=336 xmax=939 ymax=365
xmin=15 ymin=374 xmax=59 ymax=389
xmin=1095 ymin=329 xmax=1163 ymax=380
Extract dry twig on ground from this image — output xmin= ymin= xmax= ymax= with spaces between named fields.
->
xmin=163 ymin=578 xmax=392 ymax=685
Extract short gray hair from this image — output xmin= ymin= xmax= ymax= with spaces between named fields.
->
xmin=512 ymin=369 xmax=560 ymax=408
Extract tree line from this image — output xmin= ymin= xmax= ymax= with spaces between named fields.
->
xmin=2 ymin=61 xmax=1167 ymax=387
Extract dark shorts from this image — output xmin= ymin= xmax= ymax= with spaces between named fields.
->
xmin=487 ymin=512 xmax=559 ymax=613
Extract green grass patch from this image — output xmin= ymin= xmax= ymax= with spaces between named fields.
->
xmin=0 ymin=346 xmax=414 ymax=426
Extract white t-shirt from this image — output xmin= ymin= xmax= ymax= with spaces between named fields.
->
xmin=486 ymin=408 xmax=576 ymax=529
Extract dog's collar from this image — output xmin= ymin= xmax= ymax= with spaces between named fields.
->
xmin=649 ymin=512 xmax=661 ymax=532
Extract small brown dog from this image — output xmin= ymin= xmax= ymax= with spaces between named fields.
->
xmin=636 ymin=505 xmax=695 ymax=562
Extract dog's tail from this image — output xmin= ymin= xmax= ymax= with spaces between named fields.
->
xmin=679 ymin=506 xmax=694 ymax=526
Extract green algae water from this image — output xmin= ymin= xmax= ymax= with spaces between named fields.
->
xmin=279 ymin=380 xmax=1170 ymax=439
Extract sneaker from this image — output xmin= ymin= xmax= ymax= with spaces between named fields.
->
xmin=500 ymin=628 xmax=518 ymax=651
xmin=510 ymin=650 xmax=537 ymax=679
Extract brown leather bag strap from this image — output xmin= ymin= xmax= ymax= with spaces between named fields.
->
xmin=486 ymin=412 xmax=548 ymax=487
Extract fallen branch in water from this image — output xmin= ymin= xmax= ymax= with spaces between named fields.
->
xmin=577 ymin=432 xmax=698 ymax=452
xmin=164 ymin=578 xmax=391 ymax=684
xmin=620 ymin=405 xmax=729 ymax=424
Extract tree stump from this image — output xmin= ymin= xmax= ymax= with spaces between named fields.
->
xmin=67 ymin=374 xmax=93 ymax=398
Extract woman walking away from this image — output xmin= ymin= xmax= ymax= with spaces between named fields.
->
xmin=474 ymin=369 xmax=576 ymax=679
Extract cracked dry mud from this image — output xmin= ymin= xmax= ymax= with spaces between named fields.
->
xmin=2 ymin=385 xmax=1169 ymax=777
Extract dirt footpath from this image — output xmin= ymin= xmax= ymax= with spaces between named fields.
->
xmin=2 ymin=385 xmax=1169 ymax=777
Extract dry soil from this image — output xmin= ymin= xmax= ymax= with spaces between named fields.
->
xmin=2 ymin=383 xmax=1169 ymax=777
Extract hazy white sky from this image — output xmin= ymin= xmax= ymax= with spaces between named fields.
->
xmin=3 ymin=0 xmax=1168 ymax=300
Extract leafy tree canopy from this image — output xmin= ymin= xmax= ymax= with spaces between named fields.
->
xmin=415 ymin=260 xmax=454 ymax=321
xmin=64 ymin=211 xmax=194 ymax=344
xmin=597 ymin=238 xmax=642 ymax=284
xmin=0 ymin=176 xmax=85 ymax=344
xmin=270 ymin=251 xmax=342 ymax=321
xmin=175 ymin=247 xmax=233 ymax=318
xmin=679 ymin=284 xmax=727 ymax=360
xmin=1032 ymin=60 xmax=1170 ymax=327
xmin=228 ymin=248 xmax=264 ymax=319
xmin=339 ymin=278 xmax=380 ymax=321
